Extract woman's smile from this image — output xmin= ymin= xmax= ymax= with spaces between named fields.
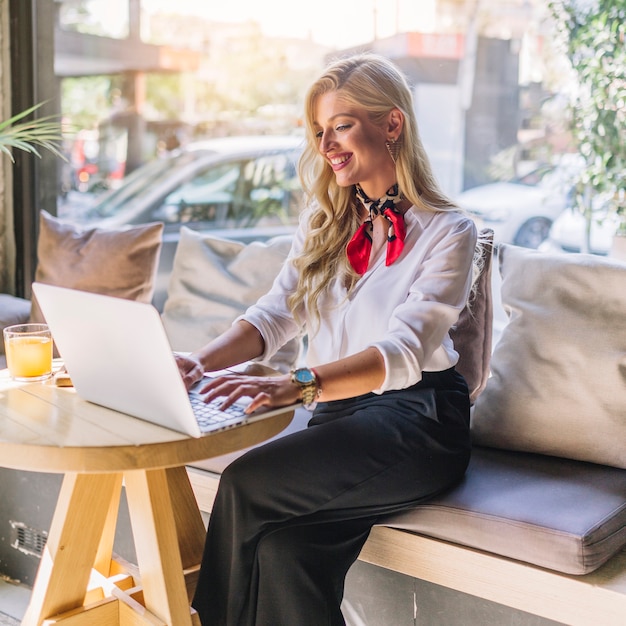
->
xmin=329 ymin=153 xmax=352 ymax=171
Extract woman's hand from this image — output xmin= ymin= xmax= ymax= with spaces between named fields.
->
xmin=195 ymin=373 xmax=300 ymax=414
xmin=175 ymin=353 xmax=205 ymax=391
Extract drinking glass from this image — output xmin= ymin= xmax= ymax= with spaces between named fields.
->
xmin=3 ymin=323 xmax=53 ymax=382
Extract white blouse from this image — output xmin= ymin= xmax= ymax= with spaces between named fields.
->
xmin=240 ymin=204 xmax=477 ymax=394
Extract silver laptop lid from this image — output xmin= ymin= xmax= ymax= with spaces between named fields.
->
xmin=32 ymin=282 xmax=204 ymax=437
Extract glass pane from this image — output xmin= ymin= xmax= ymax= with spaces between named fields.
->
xmin=85 ymin=151 xmax=199 ymax=221
xmin=58 ymin=0 xmax=130 ymax=39
xmin=236 ymin=154 xmax=301 ymax=227
xmin=152 ymin=162 xmax=240 ymax=226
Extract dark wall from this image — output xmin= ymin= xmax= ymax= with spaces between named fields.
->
xmin=463 ymin=37 xmax=520 ymax=189
xmin=0 ymin=469 xmax=60 ymax=586
xmin=0 ymin=468 xmax=135 ymax=586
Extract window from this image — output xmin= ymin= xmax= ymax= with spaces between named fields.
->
xmin=9 ymin=0 xmax=624 ymax=295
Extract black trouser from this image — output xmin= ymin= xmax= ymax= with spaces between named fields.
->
xmin=192 ymin=368 xmax=471 ymax=626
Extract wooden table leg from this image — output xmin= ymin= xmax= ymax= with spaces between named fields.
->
xmin=124 ymin=468 xmax=195 ymax=626
xmin=94 ymin=474 xmax=124 ymax=577
xmin=20 ymin=467 xmax=206 ymax=626
xmin=21 ymin=472 xmax=122 ymax=626
xmin=166 ymin=465 xmax=207 ymax=598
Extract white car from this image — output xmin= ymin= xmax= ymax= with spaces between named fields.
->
xmin=540 ymin=207 xmax=619 ymax=256
xmin=61 ymin=135 xmax=305 ymax=310
xmin=456 ymin=160 xmax=580 ymax=249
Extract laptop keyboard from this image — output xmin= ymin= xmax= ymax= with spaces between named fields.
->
xmin=189 ymin=392 xmax=249 ymax=432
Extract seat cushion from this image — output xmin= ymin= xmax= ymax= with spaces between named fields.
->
xmin=379 ymin=446 xmax=626 ymax=575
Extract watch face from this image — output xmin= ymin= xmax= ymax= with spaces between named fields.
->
xmin=294 ymin=368 xmax=316 ymax=384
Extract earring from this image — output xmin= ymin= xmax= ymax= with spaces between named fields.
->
xmin=386 ymin=138 xmax=401 ymax=163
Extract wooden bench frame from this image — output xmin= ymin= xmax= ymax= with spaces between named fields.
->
xmin=186 ymin=467 xmax=626 ymax=626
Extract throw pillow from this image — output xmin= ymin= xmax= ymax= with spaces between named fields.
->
xmin=31 ymin=211 xmax=163 ymax=322
xmin=450 ymin=228 xmax=494 ymax=404
xmin=161 ymin=227 xmax=301 ymax=373
xmin=471 ymin=244 xmax=626 ymax=469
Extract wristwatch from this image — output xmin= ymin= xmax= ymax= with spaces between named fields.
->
xmin=291 ymin=367 xmax=320 ymax=411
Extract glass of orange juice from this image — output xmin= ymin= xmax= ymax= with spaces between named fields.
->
xmin=3 ymin=323 xmax=53 ymax=382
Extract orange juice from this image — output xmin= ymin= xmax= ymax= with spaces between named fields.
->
xmin=4 ymin=325 xmax=53 ymax=381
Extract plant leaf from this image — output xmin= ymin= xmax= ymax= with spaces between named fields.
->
xmin=0 ymin=101 xmax=66 ymax=161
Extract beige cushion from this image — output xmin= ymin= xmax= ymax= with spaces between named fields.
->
xmin=450 ymin=228 xmax=494 ymax=404
xmin=31 ymin=211 xmax=163 ymax=322
xmin=471 ymin=244 xmax=626 ymax=469
xmin=161 ymin=227 xmax=301 ymax=373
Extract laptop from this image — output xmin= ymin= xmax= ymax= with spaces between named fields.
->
xmin=32 ymin=282 xmax=299 ymax=438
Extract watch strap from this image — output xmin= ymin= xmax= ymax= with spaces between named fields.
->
xmin=291 ymin=368 xmax=320 ymax=408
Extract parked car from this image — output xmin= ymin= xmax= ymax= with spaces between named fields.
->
xmin=63 ymin=135 xmax=306 ymax=310
xmin=540 ymin=206 xmax=619 ymax=256
xmin=455 ymin=158 xmax=581 ymax=249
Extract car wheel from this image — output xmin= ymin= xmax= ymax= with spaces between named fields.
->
xmin=513 ymin=217 xmax=552 ymax=249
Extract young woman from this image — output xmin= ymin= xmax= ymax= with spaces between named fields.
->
xmin=176 ymin=53 xmax=478 ymax=626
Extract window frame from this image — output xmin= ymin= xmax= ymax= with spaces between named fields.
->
xmin=9 ymin=0 xmax=60 ymax=299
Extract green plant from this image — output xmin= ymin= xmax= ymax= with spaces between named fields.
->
xmin=549 ymin=0 xmax=626 ymax=248
xmin=0 ymin=101 xmax=65 ymax=162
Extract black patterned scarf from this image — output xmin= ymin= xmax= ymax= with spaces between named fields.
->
xmin=346 ymin=184 xmax=407 ymax=275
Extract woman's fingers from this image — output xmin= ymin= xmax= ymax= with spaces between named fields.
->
xmin=196 ymin=374 xmax=298 ymax=412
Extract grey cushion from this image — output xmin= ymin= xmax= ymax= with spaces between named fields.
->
xmin=380 ymin=446 xmax=626 ymax=575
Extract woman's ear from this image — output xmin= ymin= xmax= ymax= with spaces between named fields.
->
xmin=387 ymin=108 xmax=404 ymax=139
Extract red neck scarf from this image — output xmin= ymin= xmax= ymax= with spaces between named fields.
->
xmin=346 ymin=184 xmax=407 ymax=275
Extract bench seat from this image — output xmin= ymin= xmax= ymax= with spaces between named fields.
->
xmin=358 ymin=526 xmax=626 ymax=626
xmin=187 ymin=407 xmax=626 ymax=624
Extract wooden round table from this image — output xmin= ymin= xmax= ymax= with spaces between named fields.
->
xmin=0 ymin=371 xmax=293 ymax=625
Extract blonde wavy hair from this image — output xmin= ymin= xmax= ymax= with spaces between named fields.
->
xmin=288 ymin=53 xmax=472 ymax=328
